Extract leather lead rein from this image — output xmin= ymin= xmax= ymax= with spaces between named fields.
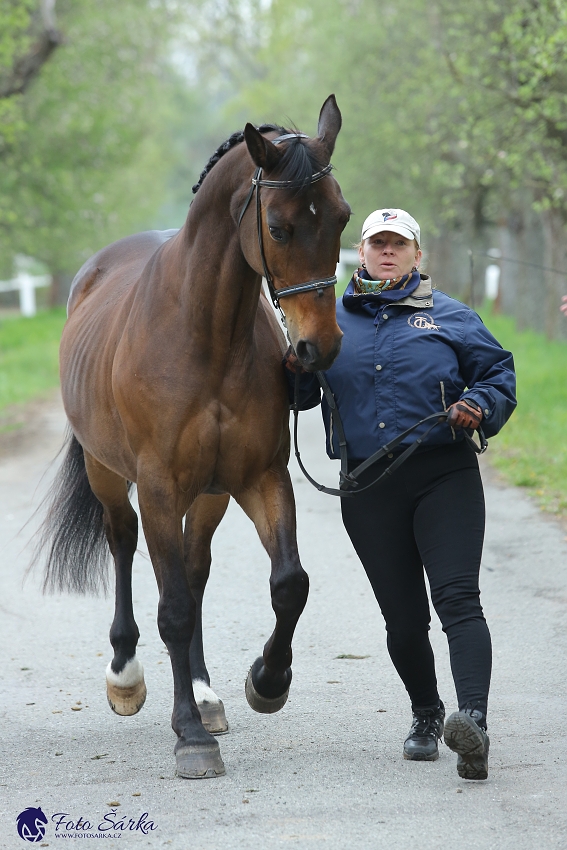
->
xmin=293 ymin=370 xmax=488 ymax=498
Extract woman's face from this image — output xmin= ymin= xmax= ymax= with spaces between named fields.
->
xmin=358 ymin=231 xmax=422 ymax=279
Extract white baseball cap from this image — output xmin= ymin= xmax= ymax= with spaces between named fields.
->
xmin=361 ymin=209 xmax=420 ymax=246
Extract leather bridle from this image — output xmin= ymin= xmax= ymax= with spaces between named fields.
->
xmin=237 ymin=133 xmax=337 ymax=314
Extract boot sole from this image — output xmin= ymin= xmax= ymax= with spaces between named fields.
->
xmin=444 ymin=713 xmax=489 ymax=780
xmin=403 ymin=749 xmax=439 ymax=762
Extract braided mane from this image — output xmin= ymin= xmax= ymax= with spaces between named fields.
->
xmin=192 ymin=124 xmax=326 ymax=195
xmin=192 ymin=125 xmax=286 ymax=194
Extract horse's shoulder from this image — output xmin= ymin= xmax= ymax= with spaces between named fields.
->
xmin=67 ymin=229 xmax=180 ymax=316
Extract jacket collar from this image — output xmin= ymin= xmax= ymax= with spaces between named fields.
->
xmin=387 ymin=274 xmax=434 ymax=308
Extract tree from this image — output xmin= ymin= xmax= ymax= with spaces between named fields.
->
xmin=0 ymin=0 xmax=204 ymax=294
xmin=185 ymin=0 xmax=567 ymax=334
xmin=432 ymin=0 xmax=567 ymax=336
xmin=0 ymin=0 xmax=61 ymax=170
xmin=0 ymin=0 xmax=61 ymax=100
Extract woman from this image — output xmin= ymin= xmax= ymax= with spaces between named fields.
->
xmin=285 ymin=208 xmax=516 ymax=780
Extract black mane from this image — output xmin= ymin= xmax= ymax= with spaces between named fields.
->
xmin=192 ymin=124 xmax=326 ymax=194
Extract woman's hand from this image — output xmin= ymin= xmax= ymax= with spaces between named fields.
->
xmin=282 ymin=345 xmax=305 ymax=374
xmin=560 ymin=295 xmax=567 ymax=317
xmin=446 ymin=399 xmax=483 ymax=430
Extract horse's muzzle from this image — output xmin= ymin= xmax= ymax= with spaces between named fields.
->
xmin=295 ymin=336 xmax=342 ymax=372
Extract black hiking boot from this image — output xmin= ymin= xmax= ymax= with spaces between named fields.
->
xmin=444 ymin=709 xmax=489 ymax=780
xmin=403 ymin=701 xmax=445 ymax=761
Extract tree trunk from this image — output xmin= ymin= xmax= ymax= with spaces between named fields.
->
xmin=49 ymin=272 xmax=72 ymax=307
xmin=497 ymin=199 xmax=545 ymax=333
xmin=540 ymin=207 xmax=567 ymax=341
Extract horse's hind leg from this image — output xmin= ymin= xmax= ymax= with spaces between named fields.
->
xmin=236 ymin=464 xmax=309 ymax=714
xmin=184 ymin=493 xmax=230 ymax=734
xmin=84 ymin=453 xmax=146 ymax=716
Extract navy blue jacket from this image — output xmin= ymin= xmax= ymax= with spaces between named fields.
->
xmin=289 ymin=276 xmax=516 ymax=460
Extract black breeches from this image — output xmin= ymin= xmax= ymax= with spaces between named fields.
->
xmin=341 ymin=440 xmax=491 ymax=716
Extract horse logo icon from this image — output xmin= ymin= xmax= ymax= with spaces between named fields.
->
xmin=382 ymin=211 xmax=397 ymax=222
xmin=408 ymin=313 xmax=440 ymax=331
xmin=16 ymin=807 xmax=48 ymax=843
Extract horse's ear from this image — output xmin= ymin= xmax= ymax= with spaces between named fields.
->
xmin=317 ymin=94 xmax=342 ymax=161
xmin=244 ymin=123 xmax=283 ymax=171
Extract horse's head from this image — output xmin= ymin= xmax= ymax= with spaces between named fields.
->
xmin=238 ymin=96 xmax=349 ymax=372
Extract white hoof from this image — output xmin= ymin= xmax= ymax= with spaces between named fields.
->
xmin=106 ymin=657 xmax=146 ymax=716
xmin=193 ymin=679 xmax=229 ymax=735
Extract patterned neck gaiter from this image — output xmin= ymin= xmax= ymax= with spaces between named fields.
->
xmin=343 ymin=268 xmax=422 ymax=313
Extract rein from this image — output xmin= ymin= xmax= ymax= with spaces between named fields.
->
xmin=293 ymin=371 xmax=488 ymax=498
xmin=238 ymin=133 xmax=337 ymax=313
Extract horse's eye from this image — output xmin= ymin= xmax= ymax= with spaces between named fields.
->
xmin=268 ymin=226 xmax=288 ymax=243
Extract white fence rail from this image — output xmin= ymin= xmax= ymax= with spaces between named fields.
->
xmin=337 ymin=248 xmax=359 ymax=280
xmin=0 ymin=273 xmax=51 ymax=317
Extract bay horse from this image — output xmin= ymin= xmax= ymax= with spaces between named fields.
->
xmin=35 ymin=95 xmax=350 ymax=778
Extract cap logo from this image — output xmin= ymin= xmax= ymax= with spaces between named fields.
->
xmin=382 ymin=212 xmax=397 ymax=222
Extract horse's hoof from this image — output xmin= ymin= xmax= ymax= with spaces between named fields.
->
xmin=107 ymin=678 xmax=147 ymax=716
xmin=198 ymin=700 xmax=229 ymax=735
xmin=245 ymin=663 xmax=290 ymax=714
xmin=192 ymin=679 xmax=229 ymax=735
xmin=106 ymin=659 xmax=146 ymax=716
xmin=175 ymin=742 xmax=226 ymax=779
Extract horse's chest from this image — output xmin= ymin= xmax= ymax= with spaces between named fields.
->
xmin=218 ymin=398 xmax=282 ymax=458
xmin=178 ymin=396 xmax=285 ymax=492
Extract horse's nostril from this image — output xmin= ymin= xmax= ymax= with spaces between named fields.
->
xmin=296 ymin=340 xmax=319 ymax=366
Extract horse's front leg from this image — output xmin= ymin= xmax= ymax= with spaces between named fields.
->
xmin=184 ymin=493 xmax=230 ymax=734
xmin=137 ymin=474 xmax=225 ymax=779
xmin=236 ymin=464 xmax=309 ymax=713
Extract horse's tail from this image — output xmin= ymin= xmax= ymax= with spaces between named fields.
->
xmin=33 ymin=428 xmax=110 ymax=594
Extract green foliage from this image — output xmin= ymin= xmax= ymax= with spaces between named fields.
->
xmin=186 ymin=0 xmax=567 ymax=250
xmin=480 ymin=306 xmax=567 ymax=515
xmin=0 ymin=307 xmax=65 ymax=414
xmin=1 ymin=1 xmax=161 ymax=271
xmin=0 ymin=0 xmax=205 ymax=279
xmin=0 ymin=0 xmax=35 ymax=149
xmin=0 ymin=0 xmax=34 ymax=74
xmin=435 ymin=0 xmax=567 ymax=214
xmin=220 ymin=0 xmax=449 ymax=246
xmin=4 ymin=0 xmax=562 ymax=281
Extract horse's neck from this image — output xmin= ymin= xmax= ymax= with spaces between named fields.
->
xmin=164 ymin=209 xmax=262 ymax=354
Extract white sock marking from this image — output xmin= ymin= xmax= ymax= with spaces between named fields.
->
xmin=106 ymin=656 xmax=144 ymax=688
xmin=193 ymin=679 xmax=221 ymax=706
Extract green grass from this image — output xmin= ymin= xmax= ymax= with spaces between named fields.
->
xmin=0 ymin=308 xmax=67 ymax=421
xmin=479 ymin=307 xmax=567 ymax=516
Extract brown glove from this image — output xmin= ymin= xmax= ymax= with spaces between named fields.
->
xmin=446 ymin=398 xmax=483 ymax=430
xmin=282 ymin=344 xmax=305 ymax=374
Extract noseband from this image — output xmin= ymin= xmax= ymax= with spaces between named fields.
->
xmin=237 ymin=133 xmax=337 ymax=313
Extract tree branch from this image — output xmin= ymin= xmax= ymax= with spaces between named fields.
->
xmin=0 ymin=0 xmax=63 ymax=100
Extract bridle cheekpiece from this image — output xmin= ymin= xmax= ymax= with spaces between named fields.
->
xmin=238 ymin=133 xmax=337 ymax=317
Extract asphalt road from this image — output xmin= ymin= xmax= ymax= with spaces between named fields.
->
xmin=1 ymin=395 xmax=566 ymax=849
